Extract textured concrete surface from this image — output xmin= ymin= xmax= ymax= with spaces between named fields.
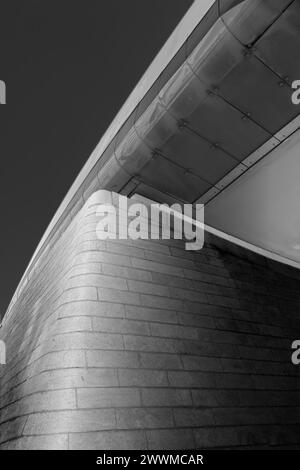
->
xmin=0 ymin=190 xmax=299 ymax=449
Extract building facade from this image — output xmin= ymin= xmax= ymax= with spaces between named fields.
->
xmin=1 ymin=0 xmax=300 ymax=449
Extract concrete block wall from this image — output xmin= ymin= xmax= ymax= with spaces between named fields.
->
xmin=0 ymin=190 xmax=299 ymax=449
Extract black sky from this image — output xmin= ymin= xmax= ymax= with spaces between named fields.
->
xmin=0 ymin=0 xmax=192 ymax=317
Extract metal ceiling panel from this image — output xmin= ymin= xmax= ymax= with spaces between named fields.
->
xmin=255 ymin=1 xmax=300 ymax=82
xmin=114 ymin=127 xmax=151 ymax=176
xmin=219 ymin=54 xmax=298 ymax=134
xmin=139 ymin=155 xmax=211 ymax=202
xmin=158 ymin=62 xmax=207 ymax=122
xmin=221 ymin=0 xmax=293 ymax=46
xmin=187 ymin=18 xmax=243 ymax=86
xmin=135 ymin=99 xmax=178 ymax=149
xmin=218 ymin=0 xmax=244 ymax=15
xmin=187 ymin=94 xmax=271 ymax=160
xmin=158 ymin=59 xmax=271 ymax=160
xmin=159 ymin=126 xmax=237 ymax=184
xmin=98 ymin=154 xmax=130 ymax=191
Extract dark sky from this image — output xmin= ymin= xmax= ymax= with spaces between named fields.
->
xmin=0 ymin=0 xmax=192 ymax=317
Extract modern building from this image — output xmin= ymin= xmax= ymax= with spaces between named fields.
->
xmin=0 ymin=0 xmax=300 ymax=449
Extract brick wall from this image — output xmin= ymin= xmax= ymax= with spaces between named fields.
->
xmin=0 ymin=190 xmax=299 ymax=449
